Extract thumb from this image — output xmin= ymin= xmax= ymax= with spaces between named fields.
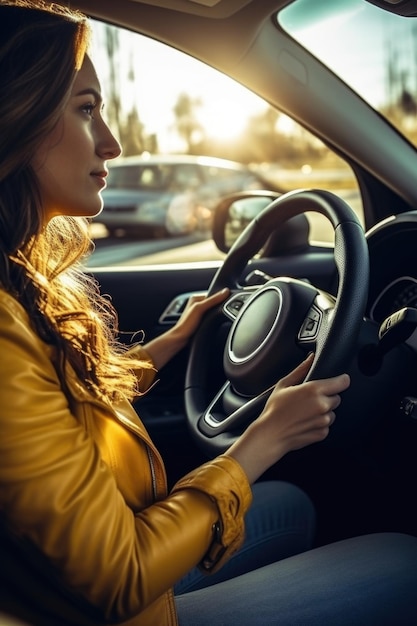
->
xmin=197 ymin=288 xmax=230 ymax=311
xmin=276 ymin=353 xmax=315 ymax=389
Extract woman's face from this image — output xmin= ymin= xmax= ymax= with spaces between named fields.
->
xmin=32 ymin=56 xmax=121 ymax=221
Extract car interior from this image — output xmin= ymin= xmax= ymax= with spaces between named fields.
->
xmin=50 ymin=0 xmax=417 ymax=549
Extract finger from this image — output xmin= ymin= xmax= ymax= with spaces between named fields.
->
xmin=207 ymin=287 xmax=230 ymax=303
xmin=316 ymin=392 xmax=343 ymax=415
xmin=316 ymin=373 xmax=350 ymax=396
xmin=309 ymin=410 xmax=336 ymax=440
xmin=316 ymin=410 xmax=337 ymax=439
xmin=321 ymin=410 xmax=336 ymax=426
xmin=328 ymin=410 xmax=336 ymax=426
xmin=276 ymin=353 xmax=315 ymax=388
xmin=183 ymin=288 xmax=227 ymax=312
xmin=196 ymin=288 xmax=230 ymax=311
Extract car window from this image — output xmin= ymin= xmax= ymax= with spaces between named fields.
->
xmin=278 ymin=0 xmax=417 ymax=149
xmin=87 ymin=18 xmax=362 ymax=268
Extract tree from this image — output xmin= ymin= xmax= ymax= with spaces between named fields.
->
xmin=118 ymin=51 xmax=147 ymax=155
xmin=121 ymin=108 xmax=145 ymax=155
xmin=103 ymin=25 xmax=122 ymax=141
xmin=172 ymin=93 xmax=204 ymax=152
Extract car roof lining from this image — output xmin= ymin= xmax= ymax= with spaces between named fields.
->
xmin=71 ymin=0 xmax=288 ymax=69
xmin=120 ymin=0 xmax=254 ymax=19
xmin=73 ymin=0 xmax=289 ymax=21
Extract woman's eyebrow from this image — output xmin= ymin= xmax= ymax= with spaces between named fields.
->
xmin=74 ymin=87 xmax=102 ymax=103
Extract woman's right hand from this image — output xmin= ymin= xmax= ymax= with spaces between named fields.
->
xmin=225 ymin=353 xmax=351 ymax=484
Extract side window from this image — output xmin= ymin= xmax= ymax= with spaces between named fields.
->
xmin=88 ymin=20 xmax=362 ymax=266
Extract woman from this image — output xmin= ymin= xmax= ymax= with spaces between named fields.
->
xmin=1 ymin=2 xmax=416 ymax=625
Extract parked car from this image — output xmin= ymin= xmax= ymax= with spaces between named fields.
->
xmin=95 ymin=154 xmax=275 ymax=237
xmin=53 ymin=0 xmax=417 ymax=588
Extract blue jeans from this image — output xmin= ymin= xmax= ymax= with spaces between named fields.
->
xmin=175 ymin=481 xmax=316 ymax=594
xmin=175 ymin=482 xmax=417 ymax=625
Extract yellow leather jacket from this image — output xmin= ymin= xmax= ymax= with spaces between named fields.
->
xmin=0 ymin=289 xmax=252 ymax=626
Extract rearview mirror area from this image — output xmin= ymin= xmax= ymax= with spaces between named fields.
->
xmin=212 ymin=190 xmax=310 ymax=255
xmin=212 ymin=191 xmax=280 ymax=252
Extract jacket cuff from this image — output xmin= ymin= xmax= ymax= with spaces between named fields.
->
xmin=172 ymin=455 xmax=252 ymax=573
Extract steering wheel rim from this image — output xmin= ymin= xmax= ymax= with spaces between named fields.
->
xmin=185 ymin=189 xmax=369 ymax=457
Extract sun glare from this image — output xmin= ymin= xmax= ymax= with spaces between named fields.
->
xmin=199 ymin=99 xmax=258 ymax=141
xmin=91 ymin=21 xmax=266 ymax=152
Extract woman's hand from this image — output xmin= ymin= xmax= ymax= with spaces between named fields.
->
xmin=174 ymin=288 xmax=230 ymax=344
xmin=143 ymin=289 xmax=229 ymax=370
xmin=225 ymin=353 xmax=351 ymax=484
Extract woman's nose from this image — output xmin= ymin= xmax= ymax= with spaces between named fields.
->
xmin=98 ymin=122 xmax=122 ymax=160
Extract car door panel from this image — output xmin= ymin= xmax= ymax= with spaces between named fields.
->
xmin=92 ymin=250 xmax=336 ymax=347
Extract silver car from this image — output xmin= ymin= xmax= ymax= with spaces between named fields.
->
xmin=95 ymin=154 xmax=274 ymax=238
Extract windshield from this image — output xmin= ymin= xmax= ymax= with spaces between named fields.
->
xmin=279 ymin=0 xmax=417 ymax=149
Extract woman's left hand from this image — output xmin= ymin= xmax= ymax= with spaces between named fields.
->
xmin=174 ymin=288 xmax=230 ymax=343
xmin=143 ymin=288 xmax=229 ymax=370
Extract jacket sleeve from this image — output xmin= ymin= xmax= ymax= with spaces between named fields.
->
xmin=172 ymin=455 xmax=253 ymax=573
xmin=0 ymin=294 xmax=252 ymax=623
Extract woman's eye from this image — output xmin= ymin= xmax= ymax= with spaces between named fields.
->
xmin=81 ymin=102 xmax=96 ymax=117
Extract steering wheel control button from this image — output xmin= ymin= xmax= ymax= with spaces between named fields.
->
xmin=299 ymin=305 xmax=321 ymax=340
xmin=400 ymin=396 xmax=417 ymax=420
xmin=223 ymin=292 xmax=253 ymax=320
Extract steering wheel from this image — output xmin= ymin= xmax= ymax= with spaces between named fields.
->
xmin=185 ymin=189 xmax=369 ymax=457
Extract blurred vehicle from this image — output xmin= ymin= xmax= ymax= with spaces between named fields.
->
xmin=95 ymin=154 xmax=275 ymax=237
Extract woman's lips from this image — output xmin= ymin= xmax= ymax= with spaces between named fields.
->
xmin=91 ymin=171 xmax=107 ymax=188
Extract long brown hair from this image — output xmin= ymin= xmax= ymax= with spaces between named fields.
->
xmin=0 ymin=0 xmax=151 ymax=401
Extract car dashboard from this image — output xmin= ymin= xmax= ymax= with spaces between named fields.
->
xmin=366 ymin=212 xmax=417 ymax=350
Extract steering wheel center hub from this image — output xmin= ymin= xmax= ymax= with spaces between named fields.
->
xmin=229 ymin=288 xmax=282 ymax=362
xmin=224 ymin=278 xmax=317 ymax=397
